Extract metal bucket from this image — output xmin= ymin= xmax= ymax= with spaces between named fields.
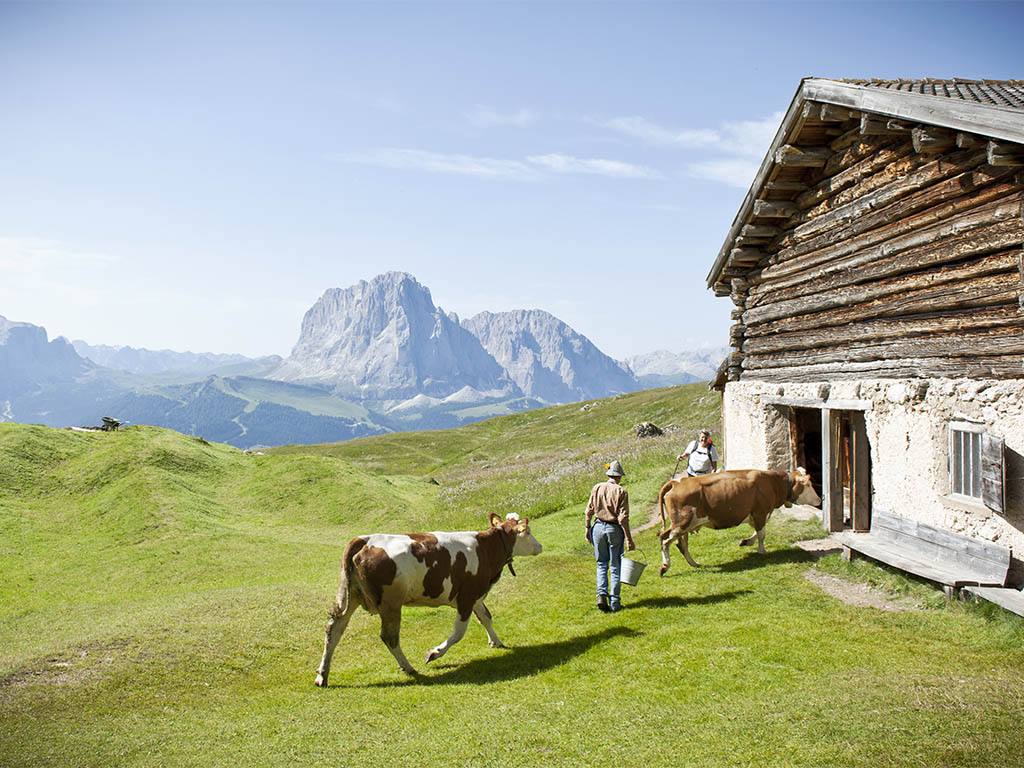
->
xmin=620 ymin=548 xmax=647 ymax=587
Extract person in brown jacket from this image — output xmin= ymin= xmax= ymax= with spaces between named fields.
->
xmin=585 ymin=460 xmax=636 ymax=612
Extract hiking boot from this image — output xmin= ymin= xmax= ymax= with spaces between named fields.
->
xmin=597 ymin=595 xmax=610 ymax=612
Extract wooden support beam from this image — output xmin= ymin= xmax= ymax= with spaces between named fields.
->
xmin=740 ymin=224 xmax=780 ymax=239
xmin=988 ymin=140 xmax=1024 ymax=167
xmin=775 ymin=145 xmax=831 ymax=167
xmin=820 ymin=103 xmax=852 ymax=122
xmin=860 ymin=115 xmax=909 ymax=135
xmin=729 ymin=247 xmax=765 ymax=263
xmin=956 ymin=132 xmax=986 ymax=150
xmin=752 ymin=200 xmax=799 ymax=219
xmin=764 ymin=181 xmax=810 ymax=193
xmin=912 ymin=126 xmax=956 ymax=153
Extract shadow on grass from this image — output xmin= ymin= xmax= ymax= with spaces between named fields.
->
xmin=628 ymin=590 xmax=752 ymax=609
xmin=710 ymin=547 xmax=817 ymax=573
xmin=329 ymin=626 xmax=639 ymax=689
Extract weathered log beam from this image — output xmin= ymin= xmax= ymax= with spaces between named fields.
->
xmin=752 ymin=200 xmax=798 ymax=219
xmin=742 ymin=327 xmax=1024 ymax=370
xmin=861 ymin=115 xmax=910 ymax=135
xmin=912 ymin=127 xmax=956 ymax=153
xmin=780 ymin=149 xmax=989 ymax=249
xmin=740 ymin=224 xmax=780 ymax=239
xmin=744 ymin=249 xmax=1020 ymax=326
xmin=746 ymin=206 xmax=1024 ymax=309
xmin=769 ymin=160 xmax=1013 ymax=277
xmin=988 ymin=141 xmax=1024 ymax=167
xmin=729 ymin=247 xmax=766 ymax=265
xmin=737 ymin=355 xmax=1024 ymax=383
xmin=742 ymin=306 xmax=1024 ymax=355
xmin=764 ymin=180 xmax=810 ymax=194
xmin=956 ymin=133 xmax=986 ymax=150
xmin=796 ymin=144 xmax=914 ymax=211
xmin=775 ymin=145 xmax=831 ymax=167
xmin=819 ymin=103 xmax=852 ymax=122
xmin=745 ymin=272 xmax=1020 ymax=337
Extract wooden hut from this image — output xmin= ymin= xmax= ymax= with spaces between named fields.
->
xmin=706 ymin=78 xmax=1024 ymax=600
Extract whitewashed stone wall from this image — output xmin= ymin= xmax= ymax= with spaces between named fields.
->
xmin=723 ymin=378 xmax=1024 ymax=576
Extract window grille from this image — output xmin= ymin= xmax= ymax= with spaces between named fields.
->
xmin=948 ymin=421 xmax=1004 ymax=514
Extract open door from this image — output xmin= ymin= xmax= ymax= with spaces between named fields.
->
xmin=822 ymin=409 xmax=871 ymax=533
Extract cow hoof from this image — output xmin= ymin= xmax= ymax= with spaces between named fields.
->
xmin=425 ymin=649 xmax=441 ymax=664
xmin=739 ymin=539 xmax=753 ymax=547
xmin=658 ymin=565 xmax=668 ymax=577
xmin=488 ymin=640 xmax=506 ymax=649
xmin=314 ymin=674 xmax=327 ymax=687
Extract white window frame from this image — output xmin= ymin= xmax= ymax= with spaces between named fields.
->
xmin=948 ymin=421 xmax=985 ymax=503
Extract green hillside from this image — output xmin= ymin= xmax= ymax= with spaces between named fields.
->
xmin=2 ymin=383 xmax=1022 ymax=768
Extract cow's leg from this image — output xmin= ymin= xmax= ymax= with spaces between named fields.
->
xmin=379 ymin=603 xmax=416 ymax=674
xmin=739 ymin=514 xmax=769 ymax=554
xmin=425 ymin=611 xmax=471 ymax=664
xmin=660 ymin=527 xmax=686 ymax=575
xmin=472 ymin=601 xmax=505 ymax=649
xmin=314 ymin=599 xmax=359 ymax=687
xmin=677 ymin=531 xmax=701 ymax=568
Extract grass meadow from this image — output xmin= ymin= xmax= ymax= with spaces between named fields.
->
xmin=1 ymin=383 xmax=1022 ymax=767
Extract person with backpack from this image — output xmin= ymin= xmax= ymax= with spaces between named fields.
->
xmin=678 ymin=429 xmax=718 ymax=476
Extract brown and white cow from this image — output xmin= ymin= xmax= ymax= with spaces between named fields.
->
xmin=314 ymin=513 xmax=542 ymax=684
xmin=657 ymin=468 xmax=821 ymax=575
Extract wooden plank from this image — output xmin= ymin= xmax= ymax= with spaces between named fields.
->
xmin=851 ymin=411 xmax=871 ymax=532
xmin=981 ymin=433 xmax=1006 ymax=515
xmin=822 ymin=409 xmax=843 ymax=532
xmin=741 ymin=224 xmax=781 ymax=239
xmin=963 ymin=586 xmax=1024 ymax=617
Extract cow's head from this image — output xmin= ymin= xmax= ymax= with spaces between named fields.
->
xmin=490 ymin=513 xmax=543 ymax=557
xmin=787 ymin=467 xmax=821 ymax=507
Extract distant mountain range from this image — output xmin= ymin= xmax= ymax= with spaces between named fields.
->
xmin=0 ymin=272 xmax=726 ymax=447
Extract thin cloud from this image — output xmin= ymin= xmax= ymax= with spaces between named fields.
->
xmin=605 ymin=111 xmax=783 ymax=157
xmin=527 ymin=153 xmax=664 ymax=179
xmin=0 ymin=237 xmax=119 ymax=274
xmin=336 ymin=149 xmax=663 ymax=181
xmin=336 ymin=148 xmax=540 ymax=180
xmin=465 ymin=105 xmax=539 ymax=129
xmin=686 ymin=158 xmax=761 ymax=189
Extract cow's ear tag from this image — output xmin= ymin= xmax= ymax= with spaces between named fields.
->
xmin=517 ymin=523 xmax=526 ymax=533
xmin=784 ymin=501 xmax=793 ymax=508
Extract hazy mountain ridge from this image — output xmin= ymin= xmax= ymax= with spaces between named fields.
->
xmin=625 ymin=347 xmax=729 ymax=387
xmin=461 ymin=309 xmax=637 ymax=403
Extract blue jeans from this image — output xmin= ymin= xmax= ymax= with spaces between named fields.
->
xmin=592 ymin=520 xmax=625 ymax=610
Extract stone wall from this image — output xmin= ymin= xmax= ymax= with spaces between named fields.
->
xmin=724 ymin=378 xmax=1024 ymax=582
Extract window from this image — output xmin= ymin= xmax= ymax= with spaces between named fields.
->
xmin=948 ymin=421 xmax=1005 ymax=514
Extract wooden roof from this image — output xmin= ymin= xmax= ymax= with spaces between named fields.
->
xmin=706 ymin=78 xmax=1024 ymax=294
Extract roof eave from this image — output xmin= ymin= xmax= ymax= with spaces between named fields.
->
xmin=705 ymin=77 xmax=1024 ymax=290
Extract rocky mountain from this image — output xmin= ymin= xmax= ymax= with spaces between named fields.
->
xmin=272 ymin=272 xmax=516 ymax=401
xmin=71 ymin=341 xmax=281 ymax=379
xmin=461 ymin=309 xmax=638 ymax=403
xmin=625 ymin=347 xmax=729 ymax=387
xmin=0 ymin=315 xmax=93 ymax=396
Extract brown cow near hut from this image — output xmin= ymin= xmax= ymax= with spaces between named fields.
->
xmin=657 ymin=468 xmax=820 ymax=574
xmin=314 ymin=512 xmax=542 ymax=685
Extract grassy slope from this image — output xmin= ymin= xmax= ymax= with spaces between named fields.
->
xmin=1 ymin=384 xmax=1022 ymax=768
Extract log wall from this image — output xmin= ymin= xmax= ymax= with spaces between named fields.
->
xmin=726 ymin=105 xmax=1024 ymax=383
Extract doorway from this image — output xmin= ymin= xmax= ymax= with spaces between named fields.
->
xmin=822 ymin=409 xmax=872 ymax=533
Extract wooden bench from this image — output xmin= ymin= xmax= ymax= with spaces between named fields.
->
xmin=836 ymin=509 xmax=1011 ymax=598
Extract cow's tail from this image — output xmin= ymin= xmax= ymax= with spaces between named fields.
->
xmin=331 ymin=537 xmax=366 ymax=619
xmin=658 ymin=481 xmax=672 ymax=533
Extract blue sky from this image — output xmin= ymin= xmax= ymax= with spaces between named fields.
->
xmin=1 ymin=1 xmax=1022 ymax=360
